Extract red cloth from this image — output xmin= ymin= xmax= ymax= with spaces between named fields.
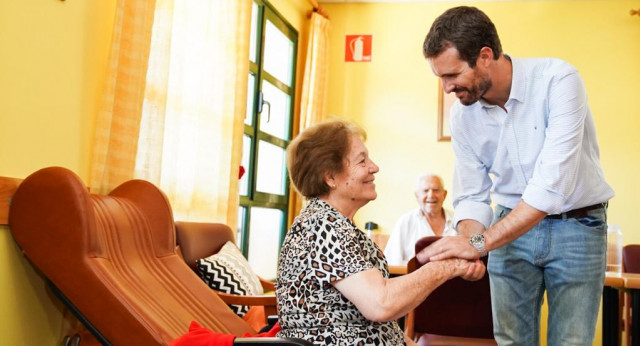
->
xmin=238 ymin=165 xmax=246 ymax=179
xmin=169 ymin=321 xmax=281 ymax=346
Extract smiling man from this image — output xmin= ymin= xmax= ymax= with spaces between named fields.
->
xmin=419 ymin=6 xmax=615 ymax=346
xmin=384 ymin=174 xmax=456 ymax=266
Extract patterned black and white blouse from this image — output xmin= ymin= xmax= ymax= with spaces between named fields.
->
xmin=276 ymin=198 xmax=405 ymax=345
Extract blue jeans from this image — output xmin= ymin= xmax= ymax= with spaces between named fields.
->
xmin=488 ymin=205 xmax=607 ymax=346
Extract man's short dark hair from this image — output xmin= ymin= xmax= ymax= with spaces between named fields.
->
xmin=423 ymin=6 xmax=502 ymax=67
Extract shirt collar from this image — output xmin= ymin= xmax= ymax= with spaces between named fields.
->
xmin=478 ymin=55 xmax=525 ymax=109
xmin=508 ymin=56 xmax=526 ymax=104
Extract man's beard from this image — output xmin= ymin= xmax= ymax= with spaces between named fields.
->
xmin=455 ymin=75 xmax=492 ymax=106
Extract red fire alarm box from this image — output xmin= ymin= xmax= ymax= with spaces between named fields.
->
xmin=345 ymin=35 xmax=372 ymax=62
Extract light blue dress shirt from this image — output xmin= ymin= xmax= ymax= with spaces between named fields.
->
xmin=450 ymin=57 xmax=615 ymax=229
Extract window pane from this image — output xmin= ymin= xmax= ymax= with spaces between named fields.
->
xmin=237 ymin=206 xmax=247 ymax=250
xmin=256 ymin=141 xmax=286 ymax=195
xmin=249 ymin=2 xmax=258 ymax=63
xmin=240 ymin=135 xmax=252 ymax=196
xmin=247 ymin=207 xmax=283 ymax=280
xmin=263 ymin=21 xmax=294 ymax=86
xmin=245 ymin=73 xmax=255 ymax=126
xmin=260 ymin=81 xmax=290 ymax=140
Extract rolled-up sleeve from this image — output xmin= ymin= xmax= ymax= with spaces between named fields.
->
xmin=453 ymin=200 xmax=494 ymax=230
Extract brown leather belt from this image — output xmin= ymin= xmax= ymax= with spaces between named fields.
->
xmin=546 ymin=203 xmax=606 ymax=219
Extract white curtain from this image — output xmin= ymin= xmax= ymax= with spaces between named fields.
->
xmin=91 ymin=0 xmax=252 ymax=226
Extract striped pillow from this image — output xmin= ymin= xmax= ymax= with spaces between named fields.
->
xmin=196 ymin=241 xmax=264 ymax=317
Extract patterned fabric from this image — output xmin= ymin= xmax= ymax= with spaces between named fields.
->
xmin=196 ymin=241 xmax=263 ymax=317
xmin=276 ymin=198 xmax=405 ymax=345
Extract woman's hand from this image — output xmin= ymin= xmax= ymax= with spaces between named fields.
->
xmin=461 ymin=259 xmax=486 ymax=281
xmin=436 ymin=257 xmax=486 ymax=281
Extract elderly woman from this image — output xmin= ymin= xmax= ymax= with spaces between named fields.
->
xmin=276 ymin=119 xmax=482 ymax=345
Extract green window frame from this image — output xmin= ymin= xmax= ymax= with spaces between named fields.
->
xmin=237 ymin=0 xmax=297 ymax=280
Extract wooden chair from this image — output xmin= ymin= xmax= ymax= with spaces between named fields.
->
xmin=623 ymin=244 xmax=640 ymax=346
xmin=8 ymin=167 xmax=307 ymax=345
xmin=405 ymin=236 xmax=496 ymax=345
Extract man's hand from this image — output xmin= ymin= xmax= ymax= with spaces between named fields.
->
xmin=415 ymin=235 xmax=482 ymax=263
xmin=416 ymin=237 xmax=487 ymax=281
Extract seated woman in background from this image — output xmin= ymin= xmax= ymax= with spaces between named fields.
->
xmin=276 ymin=119 xmax=483 ymax=345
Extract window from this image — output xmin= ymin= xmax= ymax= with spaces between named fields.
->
xmin=238 ymin=0 xmax=297 ymax=280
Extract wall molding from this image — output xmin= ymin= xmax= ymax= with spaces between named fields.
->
xmin=0 ymin=177 xmax=22 ymax=226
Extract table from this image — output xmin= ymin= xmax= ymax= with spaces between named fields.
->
xmin=370 ymin=233 xmax=389 ymax=252
xmin=603 ymin=272 xmax=640 ymax=346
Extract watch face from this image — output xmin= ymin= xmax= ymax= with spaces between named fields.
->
xmin=470 ymin=233 xmax=487 ymax=256
xmin=471 ymin=233 xmax=484 ymax=245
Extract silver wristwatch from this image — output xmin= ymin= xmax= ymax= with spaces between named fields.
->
xmin=469 ymin=233 xmax=487 ymax=257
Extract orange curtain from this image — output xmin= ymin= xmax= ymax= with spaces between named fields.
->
xmin=90 ymin=0 xmax=251 ymax=226
xmin=288 ymin=12 xmax=331 ymax=223
xmin=89 ymin=0 xmax=157 ymax=194
xmin=299 ymin=12 xmax=330 ymax=130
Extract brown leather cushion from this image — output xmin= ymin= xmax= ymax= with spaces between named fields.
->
xmin=623 ymin=244 xmax=640 ymax=273
xmin=9 ymin=167 xmax=254 ymax=345
xmin=176 ymin=221 xmax=235 ymax=270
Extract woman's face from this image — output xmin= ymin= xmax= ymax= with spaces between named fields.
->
xmin=331 ymin=135 xmax=379 ymax=205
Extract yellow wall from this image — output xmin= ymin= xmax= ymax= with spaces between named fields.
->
xmin=323 ymin=1 xmax=640 ymax=345
xmin=0 ymin=0 xmax=115 ymax=180
xmin=0 ymin=0 xmax=114 ymax=344
xmin=0 ymin=0 xmax=308 ymax=344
